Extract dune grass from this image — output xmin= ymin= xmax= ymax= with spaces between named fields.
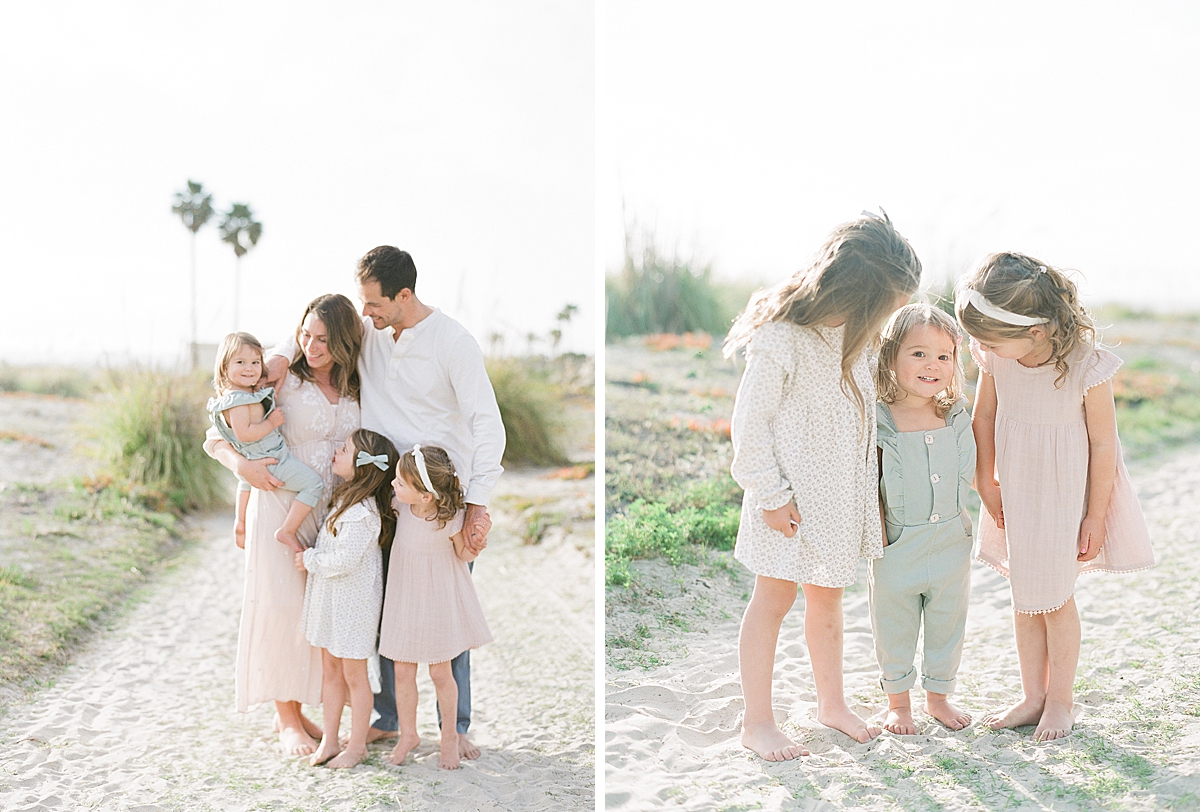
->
xmin=93 ymin=368 xmax=226 ymax=512
xmin=486 ymin=357 xmax=571 ymax=467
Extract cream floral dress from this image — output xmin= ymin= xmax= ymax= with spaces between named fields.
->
xmin=730 ymin=321 xmax=882 ymax=587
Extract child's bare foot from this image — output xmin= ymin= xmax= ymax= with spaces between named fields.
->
xmin=458 ymin=735 xmax=480 ymax=760
xmin=440 ymin=734 xmax=461 ymax=770
xmin=983 ymin=696 xmax=1044 ymax=730
xmin=367 ymin=727 xmax=398 ymax=744
xmin=881 ymin=705 xmax=917 ymax=735
xmin=275 ymin=528 xmax=303 ymax=553
xmin=388 ymin=732 xmax=421 ymax=765
xmin=234 ymin=520 xmax=246 ymax=549
xmin=924 ymin=696 xmax=972 ymax=731
xmin=309 ymin=736 xmax=341 ymax=766
xmin=1033 ymin=700 xmax=1079 ymax=742
xmin=741 ymin=723 xmax=808 ymax=760
xmin=817 ymin=703 xmax=881 ymax=743
xmin=327 ymin=745 xmax=367 ymax=769
xmin=279 ymin=725 xmax=318 ymax=757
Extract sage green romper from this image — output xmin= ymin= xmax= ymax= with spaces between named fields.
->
xmin=868 ymin=397 xmax=976 ymax=695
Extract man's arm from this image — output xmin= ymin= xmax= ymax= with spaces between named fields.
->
xmin=446 ymin=333 xmax=506 ymax=551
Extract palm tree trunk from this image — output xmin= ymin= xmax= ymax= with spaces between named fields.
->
xmin=190 ymin=231 xmax=198 ymax=371
xmin=233 ymin=256 xmax=241 ymax=331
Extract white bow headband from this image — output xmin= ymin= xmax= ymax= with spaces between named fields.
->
xmin=963 ymin=289 xmax=1049 ymax=327
xmin=409 ymin=444 xmax=438 ymax=498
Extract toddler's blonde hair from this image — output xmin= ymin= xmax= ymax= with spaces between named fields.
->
xmin=724 ymin=211 xmax=921 ymax=422
xmin=396 ymin=445 xmax=465 ymax=530
xmin=876 ymin=303 xmax=964 ymax=417
xmin=213 ymin=332 xmax=264 ymax=394
xmin=955 ymin=252 xmax=1095 ymax=388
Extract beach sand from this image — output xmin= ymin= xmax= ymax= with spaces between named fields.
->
xmin=605 ymin=445 xmax=1200 ymax=811
xmin=0 ymin=468 xmax=595 ymax=811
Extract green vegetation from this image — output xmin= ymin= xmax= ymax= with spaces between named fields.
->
xmin=605 ymin=228 xmax=754 ymax=340
xmin=0 ymin=364 xmax=99 ymax=399
xmin=605 ymin=475 xmax=741 ymax=586
xmin=486 ymin=357 xmax=570 ymax=467
xmin=0 ymin=482 xmax=189 ymax=698
xmin=94 ymin=368 xmax=226 ymax=512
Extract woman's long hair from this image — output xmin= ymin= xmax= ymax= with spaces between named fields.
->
xmin=290 ymin=293 xmax=362 ymax=401
xmin=724 ymin=211 xmax=922 ymax=421
xmin=325 ymin=429 xmax=398 ymax=547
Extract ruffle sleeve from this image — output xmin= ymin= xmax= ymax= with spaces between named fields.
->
xmin=303 ymin=501 xmax=381 ymax=579
xmin=1083 ymin=348 xmax=1122 ymax=392
xmin=206 ymin=387 xmax=272 ymax=416
xmin=730 ymin=322 xmax=797 ymax=512
xmin=947 ymin=396 xmax=977 ymax=500
xmin=875 ymin=403 xmax=903 ymax=525
xmin=968 ymin=338 xmax=991 ymax=375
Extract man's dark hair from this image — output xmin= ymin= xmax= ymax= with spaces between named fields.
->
xmin=356 ymin=246 xmax=417 ymax=299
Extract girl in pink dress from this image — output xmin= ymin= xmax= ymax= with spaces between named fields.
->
xmin=379 ymin=444 xmax=492 ymax=771
xmin=957 ymin=252 xmax=1154 ymax=742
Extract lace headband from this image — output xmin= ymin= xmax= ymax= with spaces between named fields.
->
xmin=410 ymin=444 xmax=438 ymax=498
xmin=963 ymin=289 xmax=1049 ymax=327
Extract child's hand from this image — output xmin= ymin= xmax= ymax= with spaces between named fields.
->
xmin=294 ymin=550 xmax=307 ymax=572
xmin=267 ymin=409 xmax=286 ymax=429
xmin=978 ymin=480 xmax=1005 ymax=529
xmin=762 ymin=502 xmax=802 ymax=538
xmin=1077 ymin=514 xmax=1106 ymax=561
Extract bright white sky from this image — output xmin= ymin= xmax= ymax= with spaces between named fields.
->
xmin=0 ymin=1 xmax=594 ymax=366
xmin=600 ymin=1 xmax=1200 ymax=311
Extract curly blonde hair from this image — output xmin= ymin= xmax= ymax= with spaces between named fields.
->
xmin=876 ymin=303 xmax=964 ymax=417
xmin=396 ymin=445 xmax=465 ymax=529
xmin=955 ymin=252 xmax=1095 ymax=388
xmin=724 ymin=211 xmax=921 ymax=422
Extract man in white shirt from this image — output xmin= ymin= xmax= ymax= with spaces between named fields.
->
xmin=265 ymin=246 xmax=505 ymax=759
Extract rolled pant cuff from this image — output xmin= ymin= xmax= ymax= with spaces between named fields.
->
xmin=879 ymin=667 xmax=918 ymax=694
xmin=921 ymin=675 xmax=957 ymax=694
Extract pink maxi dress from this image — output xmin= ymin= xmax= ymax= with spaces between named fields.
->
xmin=971 ymin=339 xmax=1154 ymax=614
xmin=235 ymin=374 xmax=360 ymax=711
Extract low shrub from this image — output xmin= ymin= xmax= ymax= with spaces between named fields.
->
xmin=94 ymin=369 xmax=225 ymax=512
xmin=486 ymin=358 xmax=570 ymax=467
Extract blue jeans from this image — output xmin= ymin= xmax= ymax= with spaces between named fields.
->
xmin=374 ymin=558 xmax=472 ymax=735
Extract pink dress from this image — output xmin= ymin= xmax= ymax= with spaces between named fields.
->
xmin=377 ymin=507 xmax=492 ymax=664
xmin=971 ymin=339 xmax=1154 ymax=614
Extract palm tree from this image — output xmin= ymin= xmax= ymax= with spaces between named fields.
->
xmin=172 ymin=181 xmax=214 ymax=369
xmin=552 ymin=303 xmax=579 ymax=355
xmin=218 ymin=203 xmax=263 ymax=330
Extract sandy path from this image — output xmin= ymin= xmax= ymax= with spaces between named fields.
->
xmin=605 ymin=446 xmax=1200 ymax=811
xmin=0 ymin=470 xmax=594 ymax=811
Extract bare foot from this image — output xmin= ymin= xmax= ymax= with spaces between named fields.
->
xmin=458 ymin=735 xmax=480 ymax=760
xmin=440 ymin=734 xmax=461 ymax=770
xmin=279 ymin=725 xmax=318 ymax=757
xmin=741 ymin=723 xmax=808 ymax=761
xmin=309 ymin=735 xmax=341 ymax=766
xmin=275 ymin=528 xmax=303 ymax=553
xmin=982 ymin=696 xmax=1044 ymax=730
xmin=327 ymin=745 xmax=367 ymax=769
xmin=924 ymin=696 xmax=971 ymax=731
xmin=234 ymin=520 xmax=245 ymax=549
xmin=881 ymin=705 xmax=917 ymax=735
xmin=817 ymin=703 xmax=881 ymax=743
xmin=1034 ymin=700 xmax=1079 ymax=742
xmin=388 ymin=732 xmax=421 ymax=765
xmin=367 ymin=727 xmax=399 ymax=744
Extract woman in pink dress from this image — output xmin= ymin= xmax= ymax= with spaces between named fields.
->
xmin=205 ymin=293 xmax=362 ymax=755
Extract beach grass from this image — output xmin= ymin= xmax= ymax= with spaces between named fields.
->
xmin=0 ymin=480 xmax=191 ymax=705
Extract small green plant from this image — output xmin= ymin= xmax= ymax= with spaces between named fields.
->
xmin=94 ymin=368 xmax=226 ymax=512
xmin=485 ymin=358 xmax=569 ymax=467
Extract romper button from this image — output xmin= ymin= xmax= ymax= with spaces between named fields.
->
xmin=930 ymin=513 xmax=941 ymax=522
xmin=930 ymin=473 xmax=941 ymax=483
xmin=924 ymin=434 xmax=934 ymax=444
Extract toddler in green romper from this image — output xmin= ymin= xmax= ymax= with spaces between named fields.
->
xmin=869 ymin=304 xmax=976 ymax=734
